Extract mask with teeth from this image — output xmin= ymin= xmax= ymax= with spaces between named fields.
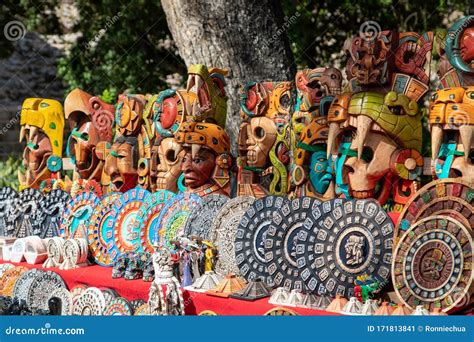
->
xmin=19 ymin=98 xmax=64 ymax=190
xmin=238 ymin=82 xmax=293 ymax=197
xmin=293 ymin=68 xmax=342 ymax=139
xmin=150 ymin=138 xmax=184 ymax=193
xmin=175 ymin=122 xmax=232 ymax=196
xmin=64 ymin=88 xmax=115 ymax=182
xmin=429 ymin=87 xmax=474 ymax=183
xmin=186 ymin=64 xmax=228 ymax=127
xmin=103 ymin=137 xmax=139 ymax=193
xmin=327 ymin=91 xmax=423 ymax=206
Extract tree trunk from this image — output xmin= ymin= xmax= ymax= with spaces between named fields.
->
xmin=161 ymin=0 xmax=296 ymax=151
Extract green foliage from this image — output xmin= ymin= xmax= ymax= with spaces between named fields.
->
xmin=55 ymin=0 xmax=185 ymax=99
xmin=281 ymin=0 xmax=470 ymax=68
xmin=0 ymin=156 xmax=22 ymax=190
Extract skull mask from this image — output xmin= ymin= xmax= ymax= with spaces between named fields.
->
xmin=150 ymin=138 xmax=184 ymax=193
xmin=328 ymin=91 xmax=423 ymax=205
xmin=430 ymin=87 xmax=474 ymax=183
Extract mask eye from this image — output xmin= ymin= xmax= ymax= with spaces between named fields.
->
xmin=254 ymin=126 xmax=265 ymax=139
xmin=166 ymin=149 xmax=177 ymax=163
xmin=361 ymin=146 xmax=374 ymax=163
xmin=466 ymin=91 xmax=474 ymax=100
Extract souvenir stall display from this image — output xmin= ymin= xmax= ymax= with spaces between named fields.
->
xmin=1 ymin=18 xmax=474 ymax=318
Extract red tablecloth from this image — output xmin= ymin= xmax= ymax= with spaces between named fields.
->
xmin=3 ymin=261 xmax=338 ymax=316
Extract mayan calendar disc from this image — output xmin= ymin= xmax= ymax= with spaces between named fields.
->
xmin=87 ymin=192 xmax=121 ymax=266
xmin=184 ymin=194 xmax=229 ymax=240
xmin=103 ymin=296 xmax=134 ymax=316
xmin=49 ymin=287 xmax=73 ymax=315
xmin=392 ymin=215 xmax=473 ymax=312
xmin=70 ymin=284 xmax=88 ymax=303
xmin=60 ymin=191 xmax=100 ymax=239
xmin=395 ymin=179 xmax=474 ymax=244
xmin=212 ymin=196 xmax=255 ymax=276
xmin=135 ymin=190 xmax=175 ymax=253
xmin=0 ymin=266 xmax=27 ymax=296
xmin=73 ymin=287 xmax=106 ymax=316
xmin=296 ymin=199 xmax=393 ymax=297
xmin=27 ymin=270 xmax=66 ymax=310
xmin=0 ymin=187 xmax=17 ymax=236
xmin=12 ymin=188 xmax=43 ymax=238
xmin=156 ymin=192 xmax=201 ymax=250
xmin=109 ymin=187 xmax=151 ymax=257
xmin=13 ymin=268 xmax=43 ymax=303
xmin=235 ymin=196 xmax=288 ymax=285
xmin=37 ymin=189 xmax=71 ymax=238
xmin=264 ymin=197 xmax=323 ymax=291
xmin=0 ymin=263 xmax=14 ymax=278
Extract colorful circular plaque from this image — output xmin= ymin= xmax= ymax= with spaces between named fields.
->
xmin=296 ymin=199 xmax=393 ymax=297
xmin=212 ymin=196 xmax=255 ymax=276
xmin=235 ymin=196 xmax=288 ymax=285
xmin=0 ymin=266 xmax=27 ymax=296
xmin=184 ymin=194 xmax=229 ymax=240
xmin=265 ymin=196 xmax=323 ymax=291
xmin=60 ymin=191 xmax=99 ymax=239
xmin=87 ymin=192 xmax=121 ymax=266
xmin=110 ymin=187 xmax=151 ymax=256
xmin=135 ymin=190 xmax=175 ymax=253
xmin=392 ymin=215 xmax=473 ymax=312
xmin=156 ymin=192 xmax=201 ymax=250
xmin=103 ymin=296 xmax=134 ymax=316
xmin=395 ymin=179 xmax=474 ymax=244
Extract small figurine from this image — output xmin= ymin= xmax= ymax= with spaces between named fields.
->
xmin=124 ymin=252 xmax=146 ymax=280
xmin=112 ymin=253 xmax=129 ymax=278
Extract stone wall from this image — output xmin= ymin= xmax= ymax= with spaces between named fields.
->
xmin=0 ymin=33 xmax=66 ymax=159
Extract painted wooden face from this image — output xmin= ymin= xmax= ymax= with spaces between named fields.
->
xmin=181 ymin=147 xmax=216 ymax=189
xmin=150 ymin=138 xmax=183 ymax=193
xmin=104 ymin=141 xmax=138 ymax=192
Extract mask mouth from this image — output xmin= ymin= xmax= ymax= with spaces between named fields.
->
xmin=111 ymin=176 xmax=124 ymax=191
xmin=349 ymin=177 xmax=384 ymax=199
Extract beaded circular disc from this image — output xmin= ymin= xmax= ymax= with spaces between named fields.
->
xmin=60 ymin=191 xmax=100 ymax=239
xmin=0 ymin=266 xmax=27 ymax=296
xmin=156 ymin=192 xmax=202 ymax=250
xmin=63 ymin=239 xmax=81 ymax=265
xmin=184 ymin=194 xmax=229 ymax=240
xmin=87 ymin=192 xmax=121 ymax=266
xmin=235 ymin=196 xmax=288 ymax=285
xmin=100 ymin=288 xmax=118 ymax=305
xmin=46 ymin=237 xmax=65 ymax=265
xmin=0 ymin=187 xmax=17 ymax=236
xmin=14 ymin=188 xmax=43 ymax=237
xmin=213 ymin=196 xmax=255 ymax=276
xmin=27 ymin=270 xmax=66 ymax=310
xmin=38 ymin=189 xmax=71 ymax=238
xmin=264 ymin=197 xmax=323 ymax=291
xmin=110 ymin=187 xmax=151 ymax=256
xmin=134 ymin=302 xmax=150 ymax=315
xmin=0 ymin=263 xmax=14 ymax=278
xmin=49 ymin=287 xmax=73 ymax=315
xmin=13 ymin=268 xmax=43 ymax=303
xmin=70 ymin=284 xmax=88 ymax=303
xmin=395 ymin=179 xmax=474 ymax=244
xmin=73 ymin=287 xmax=106 ymax=316
xmin=103 ymin=296 xmax=134 ymax=316
xmin=392 ymin=215 xmax=473 ymax=312
xmin=135 ymin=190 xmax=175 ymax=253
xmin=297 ymin=199 xmax=393 ymax=297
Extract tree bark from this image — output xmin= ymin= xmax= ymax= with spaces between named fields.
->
xmin=161 ymin=0 xmax=296 ymax=151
